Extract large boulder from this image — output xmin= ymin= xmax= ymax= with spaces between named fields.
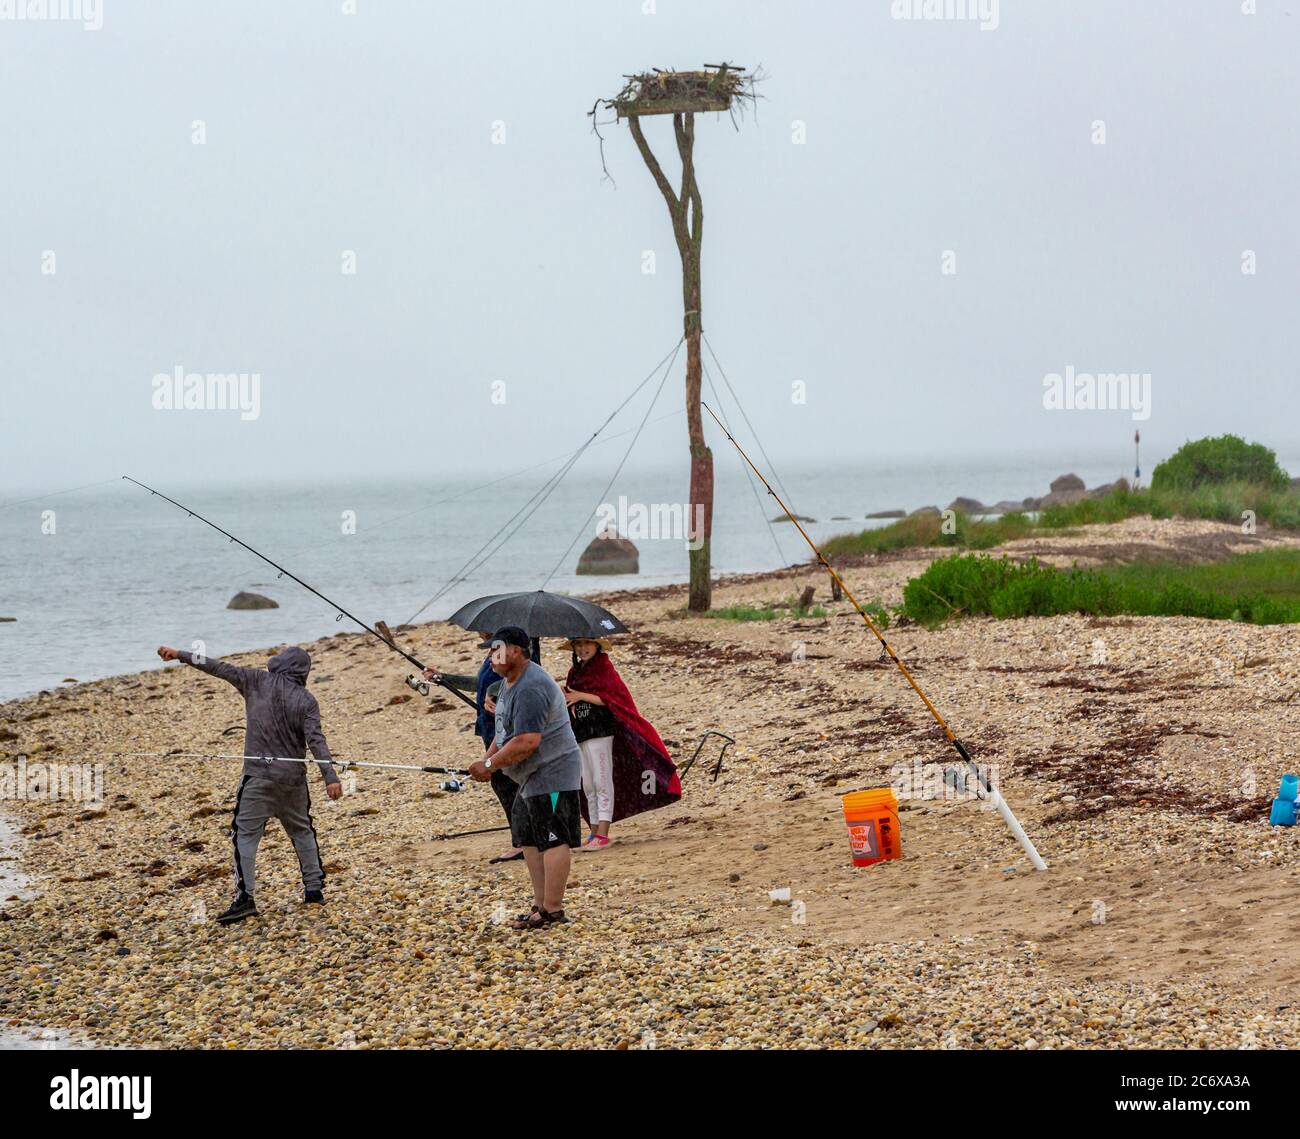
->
xmin=576 ymin=533 xmax=639 ymax=576
xmin=227 ymin=591 xmax=279 ymax=610
xmin=1037 ymin=473 xmax=1090 ymax=509
xmin=908 ymin=505 xmax=941 ymax=518
xmin=947 ymin=496 xmax=986 ymax=515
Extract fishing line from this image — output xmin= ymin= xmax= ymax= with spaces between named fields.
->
xmin=702 ymin=402 xmax=1049 ymax=872
xmin=121 ymin=476 xmax=478 ymax=710
xmin=404 ymin=436 xmax=593 ymax=622
xmin=0 ymin=477 xmax=121 ymax=512
xmin=702 ymin=359 xmax=789 ymax=568
xmin=702 ymin=334 xmax=801 ymax=515
xmin=273 ymin=408 xmax=687 ymax=563
xmin=404 ymin=336 xmax=684 ymax=624
xmin=540 ymin=339 xmax=680 ymax=588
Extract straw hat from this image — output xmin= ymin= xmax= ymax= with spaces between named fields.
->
xmin=557 ymin=636 xmax=613 ymax=653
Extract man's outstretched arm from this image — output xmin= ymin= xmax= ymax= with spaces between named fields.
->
xmin=157 ymin=645 xmax=257 ymax=695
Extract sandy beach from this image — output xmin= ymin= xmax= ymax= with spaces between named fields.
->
xmin=3 ymin=515 xmax=1300 ymax=1049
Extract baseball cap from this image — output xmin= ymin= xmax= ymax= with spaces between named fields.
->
xmin=489 ymin=626 xmax=531 ymax=652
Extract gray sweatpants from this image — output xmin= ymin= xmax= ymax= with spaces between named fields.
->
xmin=230 ymin=775 xmax=325 ymax=896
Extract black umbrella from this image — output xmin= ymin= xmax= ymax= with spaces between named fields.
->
xmin=446 ymin=591 xmax=628 ymax=639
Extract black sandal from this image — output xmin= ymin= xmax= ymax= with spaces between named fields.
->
xmin=516 ymin=908 xmax=569 ymax=931
xmin=509 ymin=905 xmax=540 ymax=929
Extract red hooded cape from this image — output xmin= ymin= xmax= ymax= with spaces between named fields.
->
xmin=566 ymin=650 xmax=682 ymax=823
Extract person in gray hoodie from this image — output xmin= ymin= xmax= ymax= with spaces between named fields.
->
xmin=156 ymin=643 xmax=343 ymax=924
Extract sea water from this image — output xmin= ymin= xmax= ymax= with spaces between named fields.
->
xmin=0 ymin=451 xmax=1162 ymax=701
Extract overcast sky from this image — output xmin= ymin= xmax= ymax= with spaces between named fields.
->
xmin=2 ymin=0 xmax=1298 ymax=493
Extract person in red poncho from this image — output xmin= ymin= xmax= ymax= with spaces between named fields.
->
xmin=558 ymin=637 xmax=681 ymax=850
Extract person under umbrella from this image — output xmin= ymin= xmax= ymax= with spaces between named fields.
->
xmin=559 ymin=637 xmax=681 ymax=849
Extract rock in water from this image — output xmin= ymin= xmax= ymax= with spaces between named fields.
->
xmin=866 ymin=509 xmax=905 ymax=519
xmin=227 ymin=591 xmax=279 ymax=610
xmin=1050 ymin=473 xmax=1086 ymax=494
xmin=947 ymin=497 xmax=986 ymax=514
xmin=576 ymin=533 xmax=639 ymax=576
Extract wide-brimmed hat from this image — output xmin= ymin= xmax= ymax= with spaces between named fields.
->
xmin=558 ymin=636 xmax=612 ymax=653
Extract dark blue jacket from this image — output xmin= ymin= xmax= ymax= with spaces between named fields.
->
xmin=474 ymin=656 xmax=496 ymax=746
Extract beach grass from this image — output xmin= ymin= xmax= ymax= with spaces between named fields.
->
xmin=900 ymin=548 xmax=1300 ymax=626
xmin=703 ymin=596 xmax=829 ymax=621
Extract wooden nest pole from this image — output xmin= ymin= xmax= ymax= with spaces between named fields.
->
xmin=595 ymin=64 xmax=754 ymax=612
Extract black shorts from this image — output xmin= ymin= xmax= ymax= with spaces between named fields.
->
xmin=490 ymin=768 xmax=518 ymax=823
xmin=510 ymin=789 xmax=582 ymax=852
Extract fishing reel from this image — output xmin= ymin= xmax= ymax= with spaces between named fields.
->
xmin=406 ymin=674 xmax=430 ymax=697
xmin=439 ymin=779 xmax=465 ymax=793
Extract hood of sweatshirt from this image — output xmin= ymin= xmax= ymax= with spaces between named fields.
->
xmin=267 ymin=646 xmax=311 ymax=686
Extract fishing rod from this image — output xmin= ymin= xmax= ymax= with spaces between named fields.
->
xmin=431 ymin=824 xmax=512 ymax=842
xmin=701 ymin=403 xmax=1048 ymax=872
xmin=122 ymin=751 xmax=468 ymax=776
xmin=73 ymin=750 xmax=472 ymax=788
xmin=122 ymin=476 xmax=477 ymax=710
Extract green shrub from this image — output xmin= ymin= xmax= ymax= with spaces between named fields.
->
xmin=900 ymin=554 xmax=1022 ymax=623
xmin=1150 ymin=435 xmax=1289 ymax=492
xmin=900 ymin=550 xmax=1300 ymax=626
xmin=860 ymin=599 xmax=892 ymax=629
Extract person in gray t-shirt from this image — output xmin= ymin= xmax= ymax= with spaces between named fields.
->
xmin=493 ymin=661 xmax=582 ymax=797
xmin=469 ymin=626 xmax=582 ymax=929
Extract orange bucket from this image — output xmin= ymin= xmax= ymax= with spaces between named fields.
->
xmin=840 ymin=788 xmax=902 ymax=867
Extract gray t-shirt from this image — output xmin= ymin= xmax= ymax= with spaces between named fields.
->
xmin=493 ymin=661 xmax=582 ymax=797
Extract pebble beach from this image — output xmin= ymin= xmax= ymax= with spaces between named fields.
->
xmin=3 ymin=515 xmax=1300 ymax=1050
